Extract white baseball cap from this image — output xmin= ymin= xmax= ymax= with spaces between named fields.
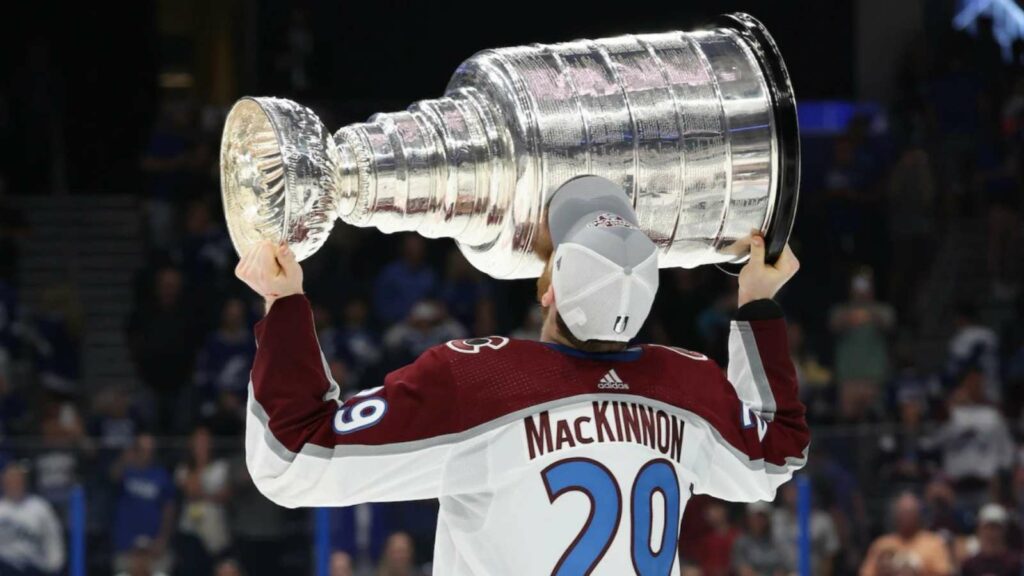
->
xmin=978 ymin=503 xmax=1008 ymax=525
xmin=548 ymin=176 xmax=659 ymax=343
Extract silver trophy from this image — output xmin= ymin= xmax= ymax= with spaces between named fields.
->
xmin=220 ymin=13 xmax=799 ymax=279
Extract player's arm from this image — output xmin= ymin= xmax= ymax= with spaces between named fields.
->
xmin=696 ymin=238 xmax=809 ymax=501
xmin=236 ymin=242 xmax=459 ymax=508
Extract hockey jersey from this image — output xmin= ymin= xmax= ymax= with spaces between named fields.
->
xmin=246 ymin=294 xmax=809 ymax=576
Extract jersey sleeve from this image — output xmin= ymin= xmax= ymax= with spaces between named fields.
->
xmin=245 ymin=294 xmax=460 ymax=508
xmin=694 ymin=299 xmax=810 ymax=502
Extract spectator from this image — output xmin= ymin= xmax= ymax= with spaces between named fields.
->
xmin=373 ymin=235 xmax=437 ymax=325
xmin=772 ymin=483 xmax=840 ymax=576
xmin=824 ymin=136 xmax=872 ymax=262
xmin=829 ymin=269 xmax=895 ymax=421
xmin=923 ymin=479 xmax=969 ymax=537
xmin=930 ymin=368 xmax=1014 ymax=512
xmin=860 ymin=492 xmax=953 ymax=576
xmin=330 ymin=503 xmax=391 ymax=568
xmin=113 ymin=538 xmax=170 ymax=576
xmin=789 ymin=320 xmax=833 ymax=420
xmin=214 ymin=558 xmax=245 ymax=576
xmin=695 ymin=500 xmax=739 ymax=576
xmin=194 ymin=298 xmax=255 ymax=421
xmin=377 ymin=531 xmax=424 ymax=576
xmin=731 ymin=501 xmax=789 ymax=576
xmin=179 ymin=198 xmax=233 ymax=292
xmin=328 ymin=359 xmax=353 ymax=400
xmin=333 ymin=299 xmax=382 ymax=387
xmin=175 ymin=425 xmax=231 ymax=574
xmin=945 ymin=304 xmax=1001 ymax=403
xmin=31 ymin=284 xmax=82 ymax=387
xmin=510 ymin=305 xmax=544 ymax=341
xmin=32 ymin=396 xmax=91 ymax=510
xmin=382 ymin=300 xmax=465 ymax=368
xmin=439 ymin=248 xmax=495 ymax=335
xmin=110 ymin=434 xmax=175 ymax=574
xmin=229 ymin=457 xmax=289 ymax=576
xmin=330 ymin=551 xmax=354 ymax=576
xmin=0 ymin=462 xmax=64 ymax=576
xmin=89 ymin=386 xmax=141 ymax=465
xmin=313 ymin=303 xmax=339 ymax=356
xmin=140 ymin=98 xmax=207 ymax=251
xmin=696 ymin=289 xmax=738 ymax=363
xmin=876 ymin=369 xmax=937 ymax=489
xmin=126 ymin=266 xmax=198 ymax=434
xmin=959 ymin=504 xmax=1021 ymax=576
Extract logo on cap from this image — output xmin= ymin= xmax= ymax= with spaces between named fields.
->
xmin=589 ymin=213 xmax=635 ymax=230
xmin=613 ymin=315 xmax=629 ymax=334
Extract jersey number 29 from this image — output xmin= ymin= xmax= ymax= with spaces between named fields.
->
xmin=541 ymin=458 xmax=681 ymax=576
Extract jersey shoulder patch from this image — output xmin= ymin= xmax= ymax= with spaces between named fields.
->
xmin=445 ymin=336 xmax=511 ymax=354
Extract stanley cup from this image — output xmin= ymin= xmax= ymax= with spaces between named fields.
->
xmin=220 ymin=13 xmax=799 ymax=279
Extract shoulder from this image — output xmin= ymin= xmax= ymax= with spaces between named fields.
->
xmin=642 ymin=343 xmax=714 ymax=365
xmin=918 ymin=531 xmax=948 ymax=547
xmin=390 ymin=337 xmax=541 ymax=383
xmin=25 ymin=495 xmax=56 ymax=514
xmin=420 ymin=336 xmax=546 ymax=372
xmin=868 ymin=534 xmax=899 ymax=551
xmin=640 ymin=343 xmax=725 ymax=388
xmin=441 ymin=336 xmax=516 ymax=355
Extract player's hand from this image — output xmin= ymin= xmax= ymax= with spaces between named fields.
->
xmin=737 ymin=235 xmax=799 ymax=307
xmin=235 ymin=240 xmax=304 ymax=309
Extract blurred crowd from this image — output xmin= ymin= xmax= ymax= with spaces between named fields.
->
xmin=0 ymin=12 xmax=1023 ymax=576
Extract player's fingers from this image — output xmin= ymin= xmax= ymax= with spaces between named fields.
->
xmin=276 ymin=243 xmax=301 ymax=277
xmin=236 ymin=244 xmax=259 ymax=279
xmin=234 ymin=250 xmax=247 ymax=277
xmin=748 ymin=234 xmax=766 ymax=268
xmin=775 ymin=244 xmax=800 ymax=277
xmin=254 ymin=241 xmax=278 ymax=281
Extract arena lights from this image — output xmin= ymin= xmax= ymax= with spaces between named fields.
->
xmin=955 ymin=0 xmax=1024 ymax=60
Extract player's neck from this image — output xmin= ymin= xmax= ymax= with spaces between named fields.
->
xmin=541 ymin=316 xmax=628 ymax=353
xmin=540 ymin=324 xmax=574 ymax=347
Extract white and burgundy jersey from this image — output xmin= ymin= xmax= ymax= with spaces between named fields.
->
xmin=246 ymin=295 xmax=809 ymax=576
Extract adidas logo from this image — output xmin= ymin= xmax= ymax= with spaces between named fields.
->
xmin=598 ymin=369 xmax=629 ymax=390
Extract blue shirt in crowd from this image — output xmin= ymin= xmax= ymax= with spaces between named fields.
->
xmin=194 ymin=331 xmax=256 ymax=400
xmin=372 ymin=263 xmax=437 ymax=325
xmin=113 ymin=465 xmax=175 ymax=552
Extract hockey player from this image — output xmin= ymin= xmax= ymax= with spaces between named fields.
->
xmin=237 ymin=175 xmax=807 ymax=575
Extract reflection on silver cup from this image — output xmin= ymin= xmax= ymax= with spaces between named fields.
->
xmin=220 ymin=12 xmax=799 ymax=279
